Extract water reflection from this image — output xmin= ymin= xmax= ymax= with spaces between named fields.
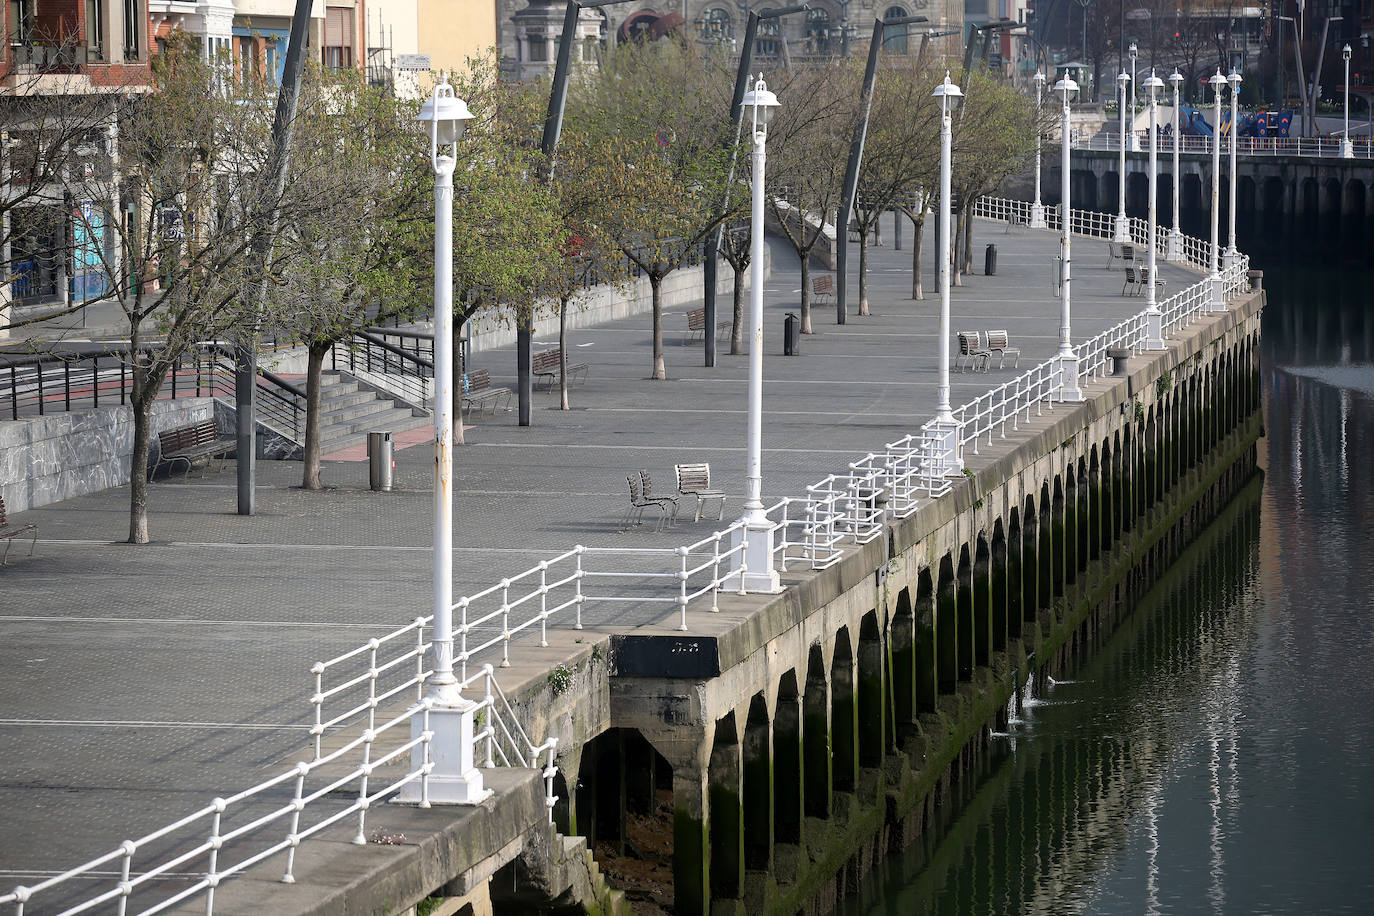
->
xmin=841 ymin=266 xmax=1374 ymax=914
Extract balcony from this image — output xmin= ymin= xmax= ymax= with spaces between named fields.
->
xmin=8 ymin=15 xmax=88 ymax=78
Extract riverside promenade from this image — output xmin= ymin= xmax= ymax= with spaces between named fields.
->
xmin=0 ymin=220 xmax=1202 ymax=907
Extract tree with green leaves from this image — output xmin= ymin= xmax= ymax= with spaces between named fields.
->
xmin=763 ymin=62 xmax=862 ymax=333
xmin=265 ymin=66 xmax=431 ymax=489
xmin=60 ymin=35 xmax=277 ymax=542
xmin=565 ymin=41 xmax=735 ymax=379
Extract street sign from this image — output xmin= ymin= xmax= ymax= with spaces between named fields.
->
xmin=395 ymin=54 xmax=430 ymax=70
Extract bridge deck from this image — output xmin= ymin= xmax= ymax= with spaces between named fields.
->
xmin=0 ymin=220 xmax=1202 ymax=901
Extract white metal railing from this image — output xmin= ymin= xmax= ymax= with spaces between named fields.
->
xmin=0 ymin=663 xmax=557 ymax=916
xmin=9 ymin=198 xmax=1256 ymax=916
xmin=1074 ymin=132 xmax=1374 ymax=159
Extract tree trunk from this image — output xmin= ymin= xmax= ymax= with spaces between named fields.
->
xmin=128 ymin=389 xmax=153 ymax=544
xmin=873 ymin=213 xmax=883 ymax=246
xmin=301 ymin=340 xmax=329 ymax=489
xmin=559 ymin=295 xmax=570 ymax=410
xmin=452 ymin=319 xmax=466 ymax=446
xmin=858 ymin=224 xmax=871 ymax=316
xmin=911 ymin=214 xmax=926 ymax=300
xmin=953 ymin=209 xmax=964 ymax=286
xmin=650 ymin=273 xmax=666 ymax=379
xmin=962 ymin=204 xmax=975 ymax=275
xmin=730 ymin=265 xmax=745 ymax=355
xmin=799 ymin=254 xmax=812 ymax=334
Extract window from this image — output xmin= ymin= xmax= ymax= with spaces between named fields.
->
xmin=757 ymin=18 xmax=780 ymax=57
xmin=9 ymin=0 xmax=31 ymax=43
xmin=882 ymin=6 xmax=909 ymax=54
xmin=805 ymin=8 xmax=832 ymax=55
xmin=324 ymin=7 xmax=353 ymax=69
xmin=696 ymin=7 xmax=732 ymax=44
xmin=237 ymin=35 xmax=258 ymax=79
xmin=85 ymin=0 xmax=104 ymax=59
xmin=122 ymin=0 xmax=140 ymax=59
xmin=527 ymin=32 xmax=546 ymax=61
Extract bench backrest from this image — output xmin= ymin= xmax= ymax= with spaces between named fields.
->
xmin=158 ymin=420 xmax=220 ymax=454
xmin=465 ymin=368 xmax=492 ymax=392
xmin=812 ymin=274 xmax=834 ymax=294
xmin=676 ymin=462 xmax=711 ymax=492
xmin=686 ymin=308 xmax=706 ymax=331
xmin=532 ymin=349 xmax=561 ymax=373
xmin=627 ymin=473 xmax=644 ymax=504
xmin=957 ymin=331 xmax=983 ymax=355
xmin=1121 ymin=245 xmax=1135 ymax=261
xmin=986 ymin=329 xmax=1009 ymax=351
xmin=1123 ymin=266 xmax=1138 ymax=284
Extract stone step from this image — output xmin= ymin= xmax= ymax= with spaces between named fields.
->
xmin=319 ymin=410 xmax=429 ymax=451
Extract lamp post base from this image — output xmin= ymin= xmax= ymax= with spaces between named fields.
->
xmin=1211 ymin=274 xmax=1227 ymax=312
xmin=1222 ymin=247 xmax=1239 ymax=270
xmin=1145 ymin=311 xmax=1165 ymax=350
xmin=1113 ymin=213 xmax=1130 ymax=242
xmin=923 ymin=416 xmax=964 ymax=477
xmin=1056 ymin=352 xmax=1084 ymax=402
xmin=723 ymin=516 xmax=781 ymax=594
xmin=1129 ymin=134 xmax=1142 ymax=152
xmin=1165 ymin=228 xmax=1184 ymax=262
xmin=1341 ymin=138 xmax=1354 ymax=159
xmin=399 ymin=698 xmax=491 ymax=806
xmin=1029 ymin=202 xmax=1047 ymax=229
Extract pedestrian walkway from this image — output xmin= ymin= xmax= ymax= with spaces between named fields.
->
xmin=0 ymin=220 xmax=1202 ymax=888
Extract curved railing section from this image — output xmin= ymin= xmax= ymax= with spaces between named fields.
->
xmin=2 ymin=199 xmax=1255 ymax=916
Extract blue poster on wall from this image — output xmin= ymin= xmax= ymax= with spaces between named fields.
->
xmin=72 ymin=200 xmax=108 ymax=303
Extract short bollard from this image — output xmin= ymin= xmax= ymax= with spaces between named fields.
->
xmin=1107 ymin=347 xmax=1130 ymax=377
xmin=984 ymin=243 xmax=997 ymax=276
xmin=368 ymin=431 xmax=394 ymax=491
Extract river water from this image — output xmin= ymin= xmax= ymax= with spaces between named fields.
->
xmin=840 ymin=259 xmax=1374 ymax=914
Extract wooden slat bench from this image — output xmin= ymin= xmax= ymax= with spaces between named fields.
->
xmin=461 ymin=368 xmax=512 ymax=415
xmin=532 ymin=348 xmax=589 ymax=389
xmin=153 ymin=419 xmax=235 ymax=479
xmin=811 ymin=274 xmax=836 ymax=308
xmin=0 ymin=494 xmax=37 ymax=565
xmin=683 ymin=308 xmax=732 ymax=345
xmin=675 ymin=462 xmax=726 ymax=522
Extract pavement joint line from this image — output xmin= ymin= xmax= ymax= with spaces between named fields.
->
xmin=469 ymin=443 xmax=867 ymax=453
xmin=0 ymin=719 xmax=310 ymax=730
xmin=0 ymin=615 xmax=405 ymax=628
xmin=34 ymin=539 xmax=572 ymax=553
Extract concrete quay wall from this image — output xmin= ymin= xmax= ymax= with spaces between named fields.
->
xmin=556 ymin=287 xmax=1267 ymax=915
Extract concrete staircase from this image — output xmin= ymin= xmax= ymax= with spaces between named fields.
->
xmin=315 ymin=371 xmax=429 ymax=454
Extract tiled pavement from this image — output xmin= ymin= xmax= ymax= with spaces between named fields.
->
xmin=0 ymin=220 xmax=1202 ymax=885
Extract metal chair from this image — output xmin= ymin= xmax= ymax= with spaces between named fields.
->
xmin=955 ymin=331 xmax=990 ymax=372
xmin=675 ymin=462 xmax=726 ymax=522
xmin=639 ymin=470 xmax=679 ymax=526
xmin=984 ymin=329 xmax=1021 ymax=369
xmin=625 ymin=473 xmax=674 ymax=531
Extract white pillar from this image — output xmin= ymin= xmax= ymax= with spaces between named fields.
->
xmin=1209 ymin=70 xmax=1227 ymax=311
xmin=728 ymin=78 xmax=780 ymax=594
xmin=928 ymin=76 xmax=964 ymax=472
xmin=1167 ymin=72 xmax=1184 ymax=261
xmin=1144 ymin=71 xmax=1165 ymax=350
xmin=1342 ymin=46 xmax=1355 ymax=158
xmin=1115 ymin=70 xmax=1131 ymax=242
xmin=1058 ymin=78 xmax=1083 ymax=402
xmin=1224 ymin=70 xmax=1242 ymax=268
xmin=1031 ymin=71 xmax=1047 ymax=228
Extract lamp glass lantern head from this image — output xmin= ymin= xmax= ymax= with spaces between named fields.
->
xmin=1129 ymin=41 xmax=1138 ymax=63
xmin=1054 ymin=76 xmax=1079 ymax=102
xmin=418 ymin=79 xmax=474 ymax=158
xmin=1209 ymin=69 xmax=1229 ymax=95
xmin=743 ymin=74 xmax=780 ymax=135
xmin=1168 ymin=69 xmax=1183 ymax=91
xmin=1343 ymin=43 xmax=1352 ymax=62
xmin=1143 ymin=70 xmax=1164 ymax=102
xmin=1033 ymin=70 xmax=1046 ymax=88
xmin=1228 ymin=69 xmax=1243 ymax=89
xmin=932 ymin=72 xmax=964 ymax=114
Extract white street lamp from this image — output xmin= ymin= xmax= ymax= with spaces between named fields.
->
xmin=1208 ymin=69 xmax=1228 ymax=311
xmin=1342 ymin=44 xmax=1354 ymax=158
xmin=1144 ymin=69 xmax=1165 ymax=350
xmin=405 ymin=79 xmax=486 ymax=806
xmin=1129 ymin=41 xmax=1140 ymax=151
xmin=1166 ymin=69 xmax=1184 ymax=260
xmin=1055 ymin=74 xmax=1084 ymax=402
xmin=1115 ymin=69 xmax=1131 ymax=242
xmin=931 ymin=72 xmax=966 ymax=470
xmin=728 ymin=74 xmax=782 ymax=594
xmin=1225 ymin=69 xmax=1242 ymax=267
xmin=1031 ymin=70 xmax=1048 ymax=228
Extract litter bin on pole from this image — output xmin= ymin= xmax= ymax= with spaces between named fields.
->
xmin=367 ymin=431 xmax=394 ymax=491
xmin=783 ymin=312 xmax=800 ymax=356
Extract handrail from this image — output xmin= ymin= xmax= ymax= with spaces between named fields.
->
xmin=355 ymin=330 xmax=435 ymax=370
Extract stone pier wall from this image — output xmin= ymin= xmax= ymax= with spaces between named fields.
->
xmin=544 ymin=286 xmax=1266 ymax=916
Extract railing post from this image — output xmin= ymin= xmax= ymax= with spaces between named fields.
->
xmin=711 ymin=533 xmax=722 ymax=613
xmin=367 ymin=638 xmax=379 ymax=735
xmin=458 ymin=597 xmax=470 ymax=681
xmin=204 ymin=799 xmax=226 ymax=913
xmin=116 ymin=839 xmax=136 ymax=916
xmin=574 ymin=546 xmax=584 ymax=629
xmin=353 ymin=729 xmax=373 ymax=845
xmin=538 ymin=562 xmax=549 ymax=648
xmin=499 ymin=580 xmax=511 ymax=668
xmin=677 ymin=545 xmax=689 ymax=632
xmin=310 ymin=662 xmax=325 ymax=760
xmin=281 ymin=762 xmax=309 ymax=884
xmin=414 ymin=616 xmax=427 ymax=704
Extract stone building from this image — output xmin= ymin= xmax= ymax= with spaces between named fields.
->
xmin=499 ymin=0 xmax=965 ymax=79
